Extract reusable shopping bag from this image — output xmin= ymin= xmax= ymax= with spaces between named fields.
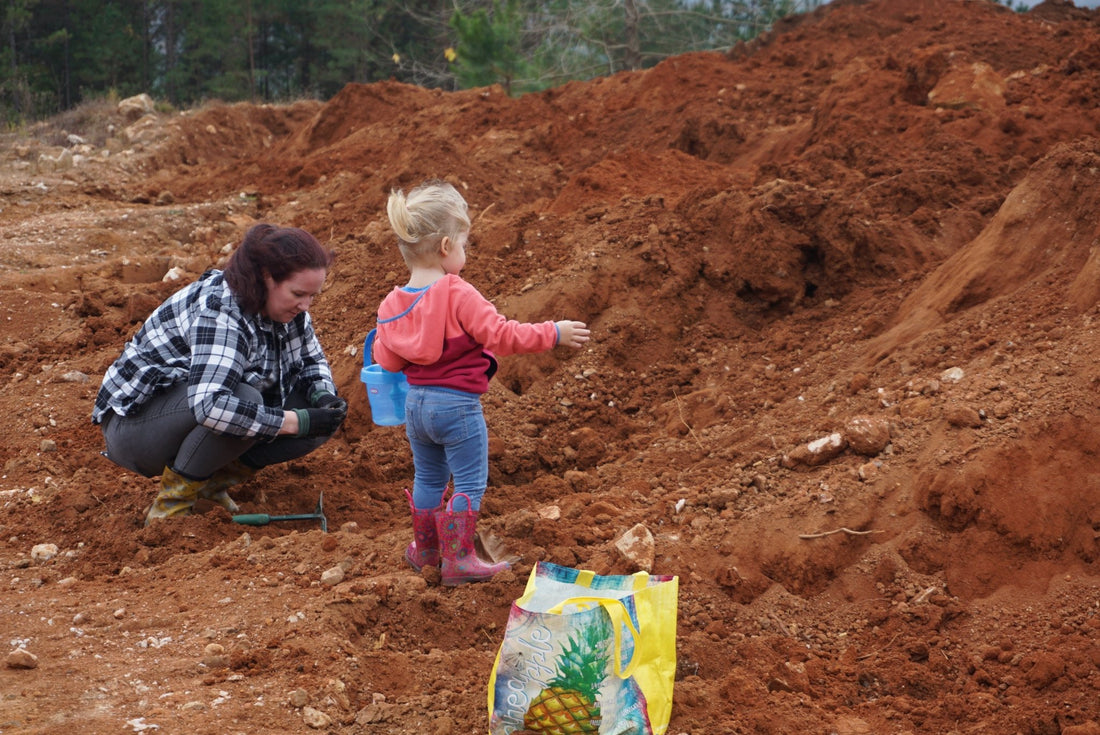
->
xmin=488 ymin=561 xmax=679 ymax=735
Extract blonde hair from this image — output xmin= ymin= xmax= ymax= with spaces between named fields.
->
xmin=387 ymin=179 xmax=471 ymax=264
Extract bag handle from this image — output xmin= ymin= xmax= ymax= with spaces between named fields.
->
xmin=571 ymin=568 xmax=652 ymax=590
xmin=546 ymin=596 xmax=642 ymax=680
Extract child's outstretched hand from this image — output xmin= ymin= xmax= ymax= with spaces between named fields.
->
xmin=556 ymin=320 xmax=591 ymax=349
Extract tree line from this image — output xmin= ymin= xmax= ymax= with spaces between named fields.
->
xmin=2 ymin=1 xmax=832 ymax=123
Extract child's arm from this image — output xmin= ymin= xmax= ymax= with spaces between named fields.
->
xmin=372 ymin=334 xmax=410 ymax=373
xmin=455 ymin=286 xmax=557 ymax=355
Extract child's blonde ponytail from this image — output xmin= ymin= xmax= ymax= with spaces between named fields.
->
xmin=386 ymin=180 xmax=471 ymax=263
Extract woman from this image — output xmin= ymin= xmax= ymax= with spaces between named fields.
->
xmin=92 ymin=223 xmax=348 ymax=525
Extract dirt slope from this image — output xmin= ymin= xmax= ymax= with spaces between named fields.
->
xmin=3 ymin=0 xmax=1100 ymax=733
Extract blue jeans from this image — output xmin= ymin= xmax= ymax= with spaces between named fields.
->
xmin=405 ymin=385 xmax=487 ymax=511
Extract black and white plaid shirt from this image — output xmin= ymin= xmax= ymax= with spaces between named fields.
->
xmin=92 ymin=270 xmax=336 ymax=440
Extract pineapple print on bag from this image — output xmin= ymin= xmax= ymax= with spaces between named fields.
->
xmin=522 ymin=617 xmax=610 ymax=734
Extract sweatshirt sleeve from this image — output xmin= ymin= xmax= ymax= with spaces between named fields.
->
xmin=372 ymin=333 xmax=410 ymax=373
xmin=453 ymin=282 xmax=558 ymax=356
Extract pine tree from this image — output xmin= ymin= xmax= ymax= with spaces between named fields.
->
xmin=451 ymin=0 xmax=527 ymax=94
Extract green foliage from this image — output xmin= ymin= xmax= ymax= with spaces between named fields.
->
xmin=67 ymin=2 xmax=145 ymax=100
xmin=0 ymin=0 xmax=826 ymax=121
xmin=451 ymin=0 xmax=827 ymax=95
xmin=311 ymin=0 xmax=377 ymax=97
xmin=450 ymin=0 xmax=528 ymax=93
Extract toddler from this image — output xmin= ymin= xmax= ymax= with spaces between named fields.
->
xmin=373 ymin=179 xmax=590 ymax=585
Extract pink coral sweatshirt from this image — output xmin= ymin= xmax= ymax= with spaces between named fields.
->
xmin=373 ymin=274 xmax=559 ymax=394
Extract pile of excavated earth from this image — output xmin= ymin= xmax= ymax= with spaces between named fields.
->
xmin=2 ymin=0 xmax=1100 ymax=732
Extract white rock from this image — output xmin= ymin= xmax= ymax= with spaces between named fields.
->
xmin=940 ymin=367 xmax=965 ymax=383
xmin=118 ymin=93 xmax=155 ymax=119
xmin=123 ymin=114 xmax=159 ymax=144
xmin=5 ymin=647 xmax=39 ymax=669
xmin=614 ymin=523 xmax=655 ymax=571
xmin=302 ymin=706 xmax=333 ymax=728
xmin=783 ymin=431 xmax=848 ymax=468
xmin=807 ymin=432 xmax=844 ymax=454
xmin=54 ymin=149 xmax=74 ymax=171
xmin=30 ymin=543 xmax=58 ymax=562
xmin=320 ymin=566 xmax=345 ymax=587
xmin=124 ymin=717 xmax=158 ymax=732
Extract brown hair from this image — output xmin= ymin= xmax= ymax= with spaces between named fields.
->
xmin=224 ymin=224 xmax=334 ymax=315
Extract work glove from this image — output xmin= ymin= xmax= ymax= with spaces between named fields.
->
xmin=311 ymin=390 xmax=349 ymax=417
xmin=293 ymin=406 xmax=346 ymax=437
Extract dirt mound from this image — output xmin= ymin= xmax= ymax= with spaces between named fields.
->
xmin=3 ymin=0 xmax=1100 ymax=733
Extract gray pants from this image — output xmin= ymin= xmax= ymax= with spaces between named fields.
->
xmin=100 ymin=382 xmax=330 ymax=479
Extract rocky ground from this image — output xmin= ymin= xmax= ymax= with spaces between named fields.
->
xmin=3 ymin=0 xmax=1100 ymax=733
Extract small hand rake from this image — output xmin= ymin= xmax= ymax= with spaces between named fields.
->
xmin=232 ymin=492 xmax=328 ymax=533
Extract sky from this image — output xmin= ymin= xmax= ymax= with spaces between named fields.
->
xmin=954 ymin=0 xmax=1100 ymax=7
xmin=1019 ymin=0 xmax=1100 ymax=6
xmin=798 ymin=0 xmax=1100 ymax=11
xmin=814 ymin=1 xmax=1100 ymax=9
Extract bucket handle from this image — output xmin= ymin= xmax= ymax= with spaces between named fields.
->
xmin=363 ymin=329 xmax=379 ymax=370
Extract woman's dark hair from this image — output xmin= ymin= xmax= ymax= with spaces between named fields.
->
xmin=224 ymin=224 xmax=335 ymax=314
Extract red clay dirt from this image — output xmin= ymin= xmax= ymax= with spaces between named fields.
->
xmin=3 ymin=0 xmax=1100 ymax=732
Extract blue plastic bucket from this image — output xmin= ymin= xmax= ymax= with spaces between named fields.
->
xmin=361 ymin=329 xmax=409 ymax=426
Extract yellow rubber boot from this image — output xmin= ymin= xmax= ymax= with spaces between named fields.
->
xmin=198 ymin=460 xmax=257 ymax=513
xmin=144 ymin=466 xmax=205 ymax=526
